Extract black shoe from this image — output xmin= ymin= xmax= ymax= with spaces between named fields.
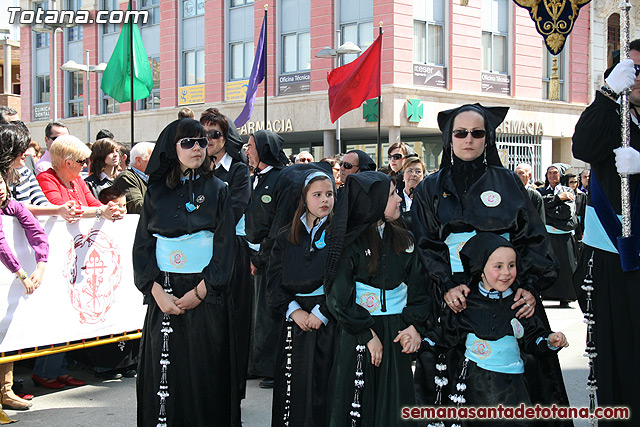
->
xmin=94 ymin=370 xmax=123 ymax=380
xmin=258 ymin=378 xmax=274 ymax=389
xmin=120 ymin=368 xmax=137 ymax=378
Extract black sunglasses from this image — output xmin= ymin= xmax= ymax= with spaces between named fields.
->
xmin=388 ymin=153 xmax=404 ymax=161
xmin=635 ymin=64 xmax=640 ymax=77
xmin=177 ymin=137 xmax=208 ymax=150
xmin=340 ymin=161 xmax=359 ymax=170
xmin=207 ymin=130 xmax=223 ymax=140
xmin=452 ymin=129 xmax=487 ymax=139
xmin=75 ymin=158 xmax=87 ymax=164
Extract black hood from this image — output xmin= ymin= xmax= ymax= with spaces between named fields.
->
xmin=254 ymin=130 xmax=289 ymax=168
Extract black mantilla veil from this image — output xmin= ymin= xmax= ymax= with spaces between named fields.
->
xmin=437 ymin=103 xmax=509 ymax=169
xmin=252 ymin=129 xmax=289 ymax=168
xmin=224 ymin=116 xmax=248 ymax=164
xmin=146 ymin=119 xmax=182 ymax=182
xmin=323 ymin=171 xmax=391 ymax=292
xmin=346 ymin=149 xmax=377 ymax=172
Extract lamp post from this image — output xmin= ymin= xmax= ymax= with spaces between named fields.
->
xmin=31 ymin=0 xmax=76 ymax=121
xmin=316 ymin=32 xmax=361 ymax=154
xmin=61 ymin=51 xmax=107 ymax=142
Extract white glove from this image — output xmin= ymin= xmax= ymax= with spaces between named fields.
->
xmin=613 ymin=147 xmax=640 ymax=175
xmin=605 ymin=59 xmax=637 ymax=94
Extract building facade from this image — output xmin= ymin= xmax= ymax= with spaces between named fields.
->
xmin=18 ymin=0 xmax=640 ymax=179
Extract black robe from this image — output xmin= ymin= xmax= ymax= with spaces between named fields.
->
xmin=411 ymin=163 xmax=572 ymax=427
xmin=266 ymin=220 xmax=335 ymax=427
xmin=215 ymin=158 xmax=252 ymax=399
xmin=537 ymin=185 xmax=578 ymax=301
xmin=326 ymin=226 xmax=431 ymax=427
xmin=133 ymin=175 xmax=239 ymax=427
xmin=245 ymin=167 xmax=283 ymax=378
xmin=426 ymin=286 xmax=561 ymax=426
xmin=572 ymin=91 xmax=640 ymax=426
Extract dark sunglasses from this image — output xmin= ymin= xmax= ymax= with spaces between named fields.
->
xmin=75 ymin=158 xmax=87 ymax=164
xmin=340 ymin=161 xmax=359 ymax=170
xmin=207 ymin=130 xmax=223 ymax=140
xmin=635 ymin=64 xmax=640 ymax=77
xmin=177 ymin=137 xmax=208 ymax=150
xmin=388 ymin=153 xmax=404 ymax=161
xmin=452 ymin=129 xmax=487 ymax=139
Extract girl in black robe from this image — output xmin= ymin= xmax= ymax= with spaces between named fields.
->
xmin=324 ymin=171 xmax=431 ymax=427
xmin=411 ymin=104 xmax=572 ymax=427
xmin=266 ymin=170 xmax=336 ymax=427
xmin=423 ymin=233 xmax=568 ymax=426
xmin=133 ymin=119 xmax=239 ymax=427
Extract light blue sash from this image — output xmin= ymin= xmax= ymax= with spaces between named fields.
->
xmin=445 ymin=232 xmax=510 ymax=273
xmin=154 ymin=230 xmax=213 ymax=273
xmin=464 ymin=333 xmax=524 ymax=374
xmin=355 ymin=281 xmax=407 ymax=316
xmin=583 ymin=205 xmax=630 ymax=254
xmin=235 ymin=214 xmax=246 ymax=237
xmin=545 ymin=224 xmax=574 ymax=235
xmin=296 ymin=285 xmax=324 ymax=297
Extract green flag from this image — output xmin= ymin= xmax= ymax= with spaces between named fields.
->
xmin=100 ymin=1 xmax=153 ymax=103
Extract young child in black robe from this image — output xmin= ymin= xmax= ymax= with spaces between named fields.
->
xmin=422 ymin=233 xmax=568 ymax=426
xmin=266 ymin=170 xmax=336 ymax=427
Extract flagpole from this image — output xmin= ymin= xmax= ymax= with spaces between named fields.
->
xmin=129 ymin=2 xmax=135 ymax=148
xmin=264 ymin=5 xmax=268 ymax=126
xmin=619 ymin=1 xmax=632 ymax=238
xmin=377 ymin=23 xmax=383 ymax=168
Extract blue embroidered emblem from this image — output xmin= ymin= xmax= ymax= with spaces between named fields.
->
xmin=511 ymin=318 xmax=524 ymax=339
xmin=471 ymin=340 xmax=492 ymax=359
xmin=314 ymin=230 xmax=326 ymax=249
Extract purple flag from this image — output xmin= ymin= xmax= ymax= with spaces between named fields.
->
xmin=234 ymin=17 xmax=266 ymax=128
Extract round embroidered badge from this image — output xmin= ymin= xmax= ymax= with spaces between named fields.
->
xmin=169 ymin=250 xmax=186 ymax=268
xmin=510 ymin=318 xmax=524 ymax=339
xmin=480 ymin=191 xmax=501 ymax=207
xmin=471 ymin=339 xmax=492 ymax=359
xmin=196 ymin=195 xmax=205 ymax=203
xmin=358 ymin=292 xmax=380 ymax=313
xmin=261 ymin=195 xmax=272 ymax=203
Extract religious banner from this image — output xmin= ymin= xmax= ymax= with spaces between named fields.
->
xmin=0 ymin=215 xmax=146 ymax=353
xmin=513 ymin=0 xmax=591 ymax=54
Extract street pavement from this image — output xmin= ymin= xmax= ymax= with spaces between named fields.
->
xmin=7 ymin=301 xmax=590 ymax=426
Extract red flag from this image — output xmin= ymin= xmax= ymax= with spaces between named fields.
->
xmin=327 ymin=34 xmax=382 ymax=123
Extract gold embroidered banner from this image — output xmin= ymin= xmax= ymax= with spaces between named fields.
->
xmin=513 ymin=0 xmax=591 ymax=54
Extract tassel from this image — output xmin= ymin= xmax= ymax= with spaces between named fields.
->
xmin=283 ymin=321 xmax=293 ymax=426
xmin=350 ymin=345 xmax=367 ymax=427
xmin=581 ymin=253 xmax=598 ymax=427
xmin=156 ymin=272 xmax=174 ymax=427
xmin=434 ymin=353 xmax=448 ymax=405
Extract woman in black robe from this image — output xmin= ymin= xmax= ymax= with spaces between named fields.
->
xmin=411 ymin=104 xmax=572 ymax=426
xmin=266 ymin=170 xmax=336 ymax=427
xmin=133 ymin=119 xmax=239 ymax=427
xmin=324 ymin=171 xmax=431 ymax=427
xmin=199 ymin=108 xmax=253 ymax=399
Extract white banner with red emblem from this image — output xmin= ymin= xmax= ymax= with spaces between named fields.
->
xmin=0 ymin=215 xmax=147 ymax=353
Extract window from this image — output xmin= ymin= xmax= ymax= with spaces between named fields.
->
xmin=184 ymin=50 xmax=205 ymax=85
xmin=340 ymin=22 xmax=373 ymax=65
xmin=229 ymin=0 xmax=256 ymax=80
xmin=607 ymin=14 xmax=620 ymax=68
xmin=542 ymin=47 xmax=565 ymax=100
xmin=35 ymin=75 xmax=50 ymax=104
xmin=281 ymin=0 xmax=310 ymax=73
xmin=33 ymin=1 xmax=49 ymax=48
xmin=140 ymin=57 xmax=160 ymax=109
xmin=141 ymin=0 xmax=159 ymax=26
xmin=482 ymin=0 xmax=508 ymax=73
xmin=339 ymin=0 xmax=373 ymax=65
xmin=414 ymin=0 xmax=445 ymax=65
xmin=183 ymin=0 xmax=204 ymax=17
xmin=102 ymin=95 xmax=120 ymax=114
xmin=101 ymin=0 xmax=120 ymax=34
xmin=68 ymin=71 xmax=83 ymax=117
xmin=66 ymin=0 xmax=83 ymax=42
